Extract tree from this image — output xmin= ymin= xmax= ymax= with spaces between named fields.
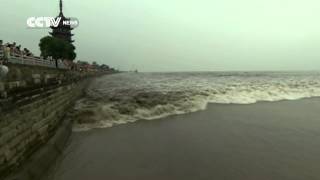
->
xmin=77 ymin=60 xmax=89 ymax=65
xmin=39 ymin=36 xmax=76 ymax=67
xmin=100 ymin=64 xmax=110 ymax=70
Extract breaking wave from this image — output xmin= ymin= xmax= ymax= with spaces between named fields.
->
xmin=72 ymin=72 xmax=320 ymax=131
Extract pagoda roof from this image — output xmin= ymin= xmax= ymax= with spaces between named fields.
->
xmin=49 ymin=0 xmax=75 ymax=44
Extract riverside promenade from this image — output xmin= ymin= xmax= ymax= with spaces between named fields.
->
xmin=0 ymin=44 xmax=68 ymax=70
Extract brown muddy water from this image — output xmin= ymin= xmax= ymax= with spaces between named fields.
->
xmin=44 ymin=97 xmax=320 ymax=180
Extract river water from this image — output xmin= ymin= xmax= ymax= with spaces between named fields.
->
xmin=46 ymin=98 xmax=320 ymax=180
xmin=44 ymin=72 xmax=320 ymax=180
xmin=72 ymin=71 xmax=320 ymax=131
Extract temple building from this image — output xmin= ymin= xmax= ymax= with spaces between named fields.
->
xmin=50 ymin=0 xmax=74 ymax=44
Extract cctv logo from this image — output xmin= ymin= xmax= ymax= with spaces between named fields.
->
xmin=27 ymin=17 xmax=61 ymax=28
xmin=27 ymin=17 xmax=79 ymax=28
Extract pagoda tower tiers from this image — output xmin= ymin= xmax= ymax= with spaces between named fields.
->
xmin=50 ymin=0 xmax=74 ymax=43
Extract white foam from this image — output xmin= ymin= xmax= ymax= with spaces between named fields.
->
xmin=72 ymin=72 xmax=320 ymax=131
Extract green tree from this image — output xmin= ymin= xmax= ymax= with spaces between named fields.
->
xmin=39 ymin=36 xmax=76 ymax=67
xmin=100 ymin=64 xmax=110 ymax=70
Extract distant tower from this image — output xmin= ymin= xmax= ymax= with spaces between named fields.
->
xmin=50 ymin=0 xmax=74 ymax=43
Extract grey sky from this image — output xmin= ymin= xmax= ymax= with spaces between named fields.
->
xmin=1 ymin=0 xmax=320 ymax=72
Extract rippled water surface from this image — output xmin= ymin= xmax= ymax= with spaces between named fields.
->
xmin=73 ymin=72 xmax=320 ymax=130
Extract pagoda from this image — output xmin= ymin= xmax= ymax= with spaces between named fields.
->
xmin=50 ymin=0 xmax=74 ymax=43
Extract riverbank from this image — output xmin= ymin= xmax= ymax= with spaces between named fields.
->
xmin=1 ymin=79 xmax=89 ymax=180
xmin=43 ymin=97 xmax=320 ymax=180
xmin=0 ymin=63 xmax=117 ymax=179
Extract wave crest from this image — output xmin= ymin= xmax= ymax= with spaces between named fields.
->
xmin=72 ymin=72 xmax=320 ymax=131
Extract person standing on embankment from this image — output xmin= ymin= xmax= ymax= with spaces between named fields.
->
xmin=0 ymin=40 xmax=9 ymax=79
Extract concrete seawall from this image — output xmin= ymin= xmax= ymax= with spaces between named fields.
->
xmin=0 ymin=63 xmax=95 ymax=179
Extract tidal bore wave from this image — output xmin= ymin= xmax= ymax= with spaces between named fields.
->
xmin=72 ymin=72 xmax=320 ymax=131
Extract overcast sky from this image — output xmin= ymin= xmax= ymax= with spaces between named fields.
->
xmin=1 ymin=0 xmax=320 ymax=72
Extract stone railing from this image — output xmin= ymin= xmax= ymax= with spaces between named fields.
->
xmin=0 ymin=50 xmax=68 ymax=70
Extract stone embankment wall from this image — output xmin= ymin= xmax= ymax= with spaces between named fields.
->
xmin=0 ymin=63 xmax=92 ymax=179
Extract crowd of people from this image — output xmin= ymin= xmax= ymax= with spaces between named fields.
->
xmin=0 ymin=40 xmax=117 ymax=76
xmin=0 ymin=40 xmax=34 ymax=64
xmin=0 ymin=40 xmax=69 ymax=70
